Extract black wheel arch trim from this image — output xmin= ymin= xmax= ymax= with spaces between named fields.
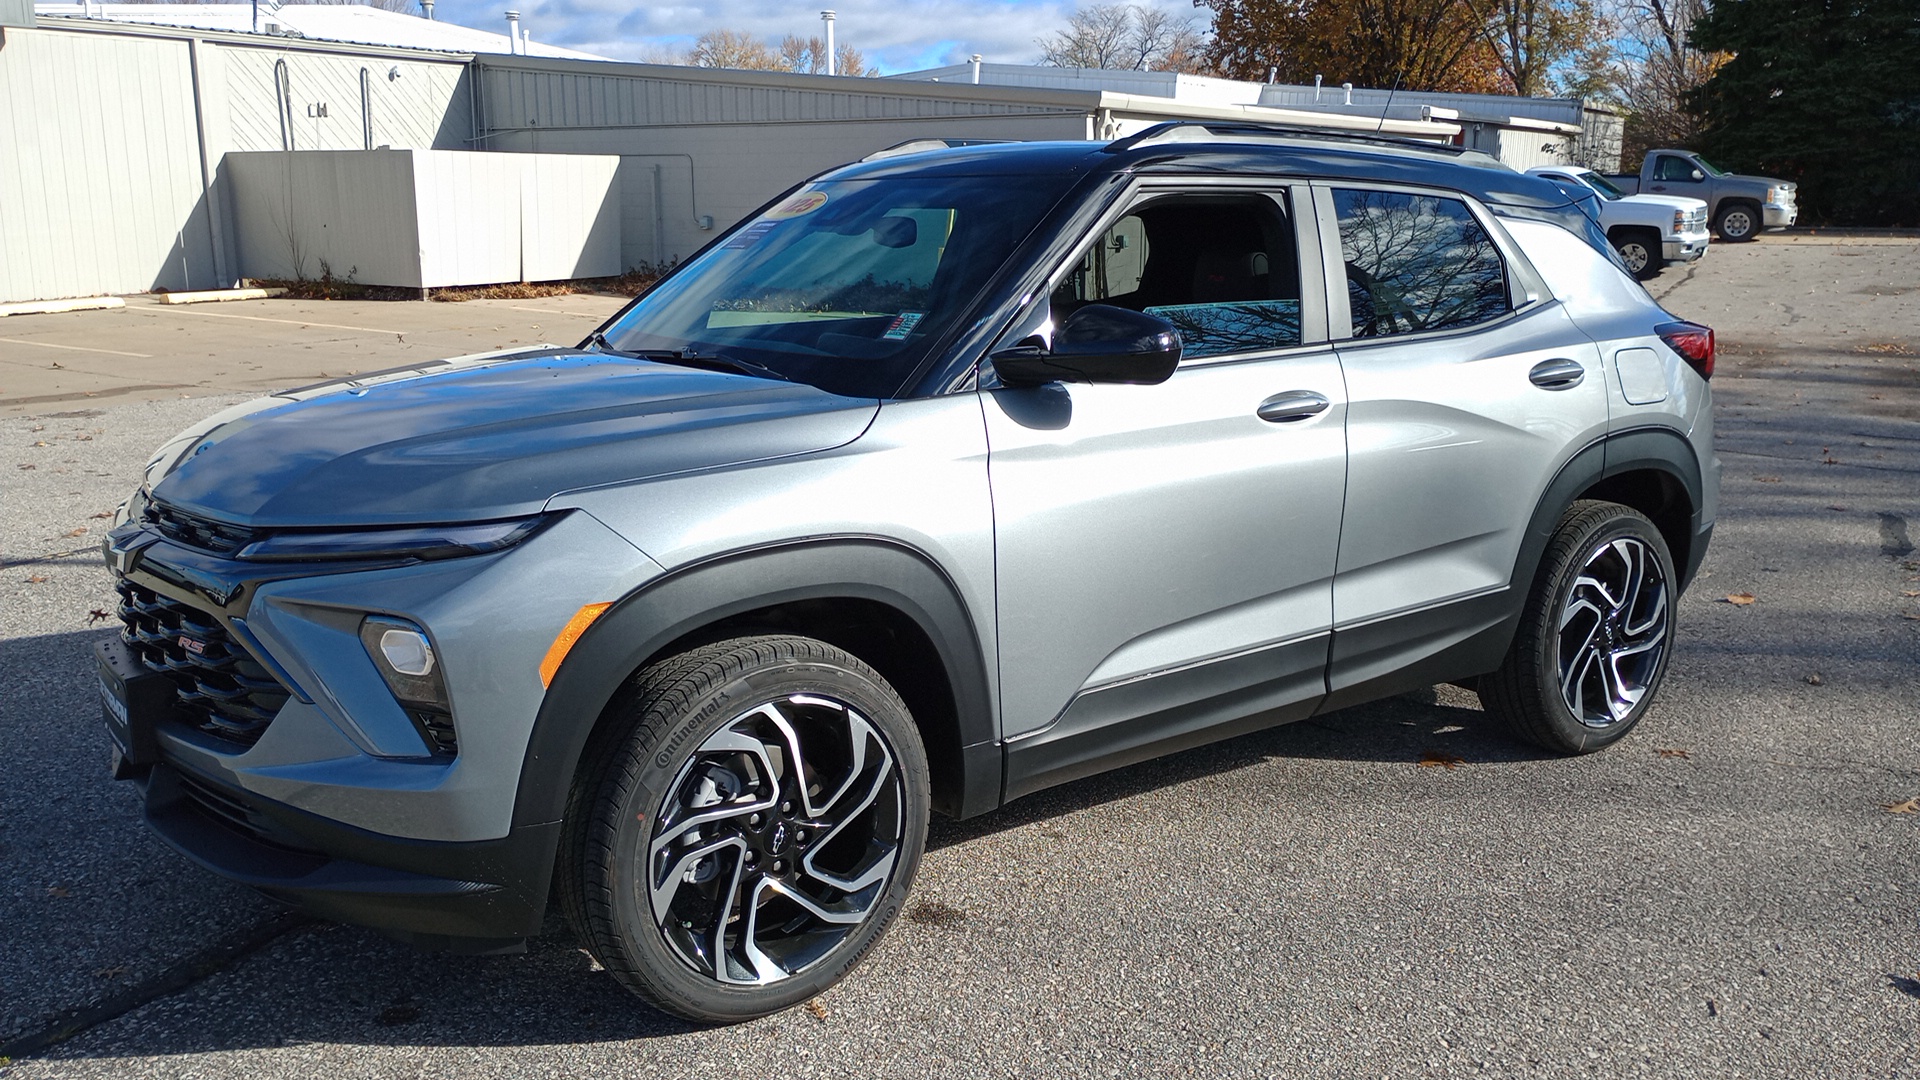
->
xmin=511 ymin=536 xmax=999 ymax=833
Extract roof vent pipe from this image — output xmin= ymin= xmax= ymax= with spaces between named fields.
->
xmin=1342 ymin=81 xmax=1353 ymax=106
xmin=504 ymin=10 xmax=520 ymax=54
xmin=420 ymin=0 xmax=433 ymax=18
xmin=1267 ymin=66 xmax=1276 ymax=84
xmin=970 ymin=54 xmax=982 ymax=83
xmin=1314 ymin=74 xmax=1322 ymax=101
xmin=521 ymin=25 xmax=530 ymax=52
xmin=821 ymin=10 xmax=836 ymax=75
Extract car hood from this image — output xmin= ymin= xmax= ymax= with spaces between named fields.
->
xmin=1621 ymin=193 xmax=1708 ymax=214
xmin=150 ymin=348 xmax=880 ymax=527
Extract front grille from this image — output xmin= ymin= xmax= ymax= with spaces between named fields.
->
xmin=142 ymin=499 xmax=264 ymax=557
xmin=117 ymin=580 xmax=291 ymax=746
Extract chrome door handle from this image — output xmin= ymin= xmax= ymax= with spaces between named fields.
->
xmin=1256 ymin=391 xmax=1331 ymax=423
xmin=1528 ymin=358 xmax=1586 ymax=390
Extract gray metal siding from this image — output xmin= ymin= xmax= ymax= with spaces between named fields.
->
xmin=0 ymin=0 xmax=33 ymax=28
xmin=476 ymin=63 xmax=1080 ymax=135
xmin=217 ymin=44 xmax=468 ymax=154
xmin=495 ymin=113 xmax=1088 ymax=271
xmin=0 ymin=26 xmax=214 ymax=301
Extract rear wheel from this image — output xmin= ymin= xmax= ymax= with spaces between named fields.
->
xmin=1480 ymin=502 xmax=1676 ymax=754
xmin=559 ymin=636 xmax=930 ymax=1022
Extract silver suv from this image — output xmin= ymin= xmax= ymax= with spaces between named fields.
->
xmin=99 ymin=123 xmax=1719 ymax=1022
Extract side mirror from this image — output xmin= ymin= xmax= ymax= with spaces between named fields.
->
xmin=990 ymin=304 xmax=1181 ymax=388
xmin=1689 ymin=169 xmax=1704 ymax=182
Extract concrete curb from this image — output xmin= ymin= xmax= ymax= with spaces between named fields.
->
xmin=156 ymin=288 xmax=290 ymax=305
xmin=0 ymin=297 xmax=127 ymax=318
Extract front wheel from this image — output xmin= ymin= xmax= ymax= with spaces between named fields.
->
xmin=559 ymin=636 xmax=930 ymax=1022
xmin=1480 ymin=502 xmax=1677 ymax=754
xmin=1714 ymin=202 xmax=1760 ymax=242
xmin=1612 ymin=229 xmax=1661 ymax=280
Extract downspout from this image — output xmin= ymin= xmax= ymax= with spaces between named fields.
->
xmin=651 ymin=162 xmax=665 ymax=269
xmin=185 ymin=36 xmax=230 ymax=285
xmin=359 ymin=67 xmax=373 ymax=149
xmin=274 ymin=58 xmax=295 ymax=150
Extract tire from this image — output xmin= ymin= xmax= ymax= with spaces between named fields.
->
xmin=1480 ymin=501 xmax=1677 ymax=754
xmin=1713 ymin=202 xmax=1761 ymax=242
xmin=1612 ymin=229 xmax=1662 ymax=281
xmin=559 ymin=635 xmax=930 ymax=1022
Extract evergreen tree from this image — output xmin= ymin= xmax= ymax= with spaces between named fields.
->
xmin=1688 ymin=0 xmax=1920 ymax=225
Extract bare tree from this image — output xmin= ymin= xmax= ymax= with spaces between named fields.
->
xmin=779 ymin=35 xmax=878 ymax=76
xmin=1037 ymin=3 xmax=1211 ymax=73
xmin=1572 ymin=0 xmax=1726 ymax=157
xmin=689 ymin=28 xmax=784 ymax=70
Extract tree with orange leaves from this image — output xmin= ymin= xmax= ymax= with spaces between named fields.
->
xmin=1201 ymin=0 xmax=1513 ymax=94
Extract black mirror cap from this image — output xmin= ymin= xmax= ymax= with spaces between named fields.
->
xmin=992 ymin=305 xmax=1182 ymax=388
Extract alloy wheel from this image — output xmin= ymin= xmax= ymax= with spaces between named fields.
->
xmin=1556 ymin=536 xmax=1670 ymax=728
xmin=645 ymin=694 xmax=905 ymax=986
xmin=1720 ymin=208 xmax=1755 ymax=240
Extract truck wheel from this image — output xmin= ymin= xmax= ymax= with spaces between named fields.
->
xmin=1611 ymin=229 xmax=1661 ymax=280
xmin=559 ymin=635 xmax=930 ymax=1022
xmin=1479 ymin=501 xmax=1676 ymax=754
xmin=1714 ymin=202 xmax=1760 ymax=242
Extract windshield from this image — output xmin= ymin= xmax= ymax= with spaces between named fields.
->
xmin=1693 ymin=155 xmax=1728 ymax=177
xmin=1578 ymin=170 xmax=1626 ymax=200
xmin=597 ymin=175 xmax=1075 ymax=398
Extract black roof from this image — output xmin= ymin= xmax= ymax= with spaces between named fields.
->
xmin=828 ymin=123 xmax=1575 ymax=211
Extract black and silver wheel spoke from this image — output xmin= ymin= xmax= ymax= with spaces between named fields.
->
xmin=1557 ymin=535 xmax=1671 ymax=728
xmin=645 ymin=694 xmax=905 ymax=987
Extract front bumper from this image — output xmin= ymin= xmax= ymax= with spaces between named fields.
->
xmin=1764 ymin=202 xmax=1798 ymax=228
xmin=103 ymin=635 xmax=561 ymax=944
xmin=1664 ymin=237 xmax=1709 ymax=263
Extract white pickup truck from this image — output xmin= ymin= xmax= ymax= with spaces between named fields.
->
xmin=1527 ymin=166 xmax=1711 ymax=281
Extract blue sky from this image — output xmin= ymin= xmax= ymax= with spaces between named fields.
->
xmin=428 ymin=0 xmax=1207 ymax=71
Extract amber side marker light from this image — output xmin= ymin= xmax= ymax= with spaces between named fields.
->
xmin=540 ymin=602 xmax=613 ymax=688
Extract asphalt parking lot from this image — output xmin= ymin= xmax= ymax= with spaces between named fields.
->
xmin=3 ymin=237 xmax=1917 ymax=1077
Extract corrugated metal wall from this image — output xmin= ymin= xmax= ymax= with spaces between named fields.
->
xmin=0 ymin=22 xmax=471 ymax=303
xmin=0 ymin=26 xmax=214 ymax=301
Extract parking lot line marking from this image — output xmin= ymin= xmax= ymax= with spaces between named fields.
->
xmin=504 ymin=305 xmax=604 ymax=317
xmin=0 ymin=336 xmax=151 ymax=358
xmin=145 ymin=307 xmax=409 ymax=336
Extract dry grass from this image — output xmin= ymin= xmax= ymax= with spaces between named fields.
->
xmin=246 ymin=267 xmax=663 ymax=303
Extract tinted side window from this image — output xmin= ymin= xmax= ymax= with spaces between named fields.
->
xmin=1333 ymin=189 xmax=1510 ymax=339
xmin=1051 ymin=193 xmax=1302 ymax=359
xmin=1653 ymin=155 xmax=1697 ymax=182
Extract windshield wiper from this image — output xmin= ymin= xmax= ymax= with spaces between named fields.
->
xmin=634 ymin=348 xmax=795 ymax=384
xmin=582 ymin=331 xmax=792 ymax=383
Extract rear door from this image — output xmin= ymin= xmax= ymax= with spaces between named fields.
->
xmin=1314 ymin=183 xmax=1611 ymax=708
xmin=986 ymin=180 xmax=1348 ymax=797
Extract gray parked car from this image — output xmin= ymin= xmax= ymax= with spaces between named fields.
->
xmin=99 ymin=123 xmax=1719 ymax=1022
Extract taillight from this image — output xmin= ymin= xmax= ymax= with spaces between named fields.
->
xmin=1657 ymin=320 xmax=1714 ymax=380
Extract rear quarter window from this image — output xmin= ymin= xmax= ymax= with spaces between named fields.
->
xmin=1332 ymin=189 xmax=1511 ymax=338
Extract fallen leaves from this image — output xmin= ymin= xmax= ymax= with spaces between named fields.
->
xmin=1755 ymin=475 xmax=1781 ymax=483
xmin=1902 ymin=591 xmax=1920 ymax=599
xmin=1723 ymin=593 xmax=1757 ymax=606
xmin=804 ymin=999 xmax=830 ymax=1021
xmin=46 ymin=885 xmax=70 ymax=899
xmin=1656 ymin=748 xmax=1692 ymax=759
xmin=92 ymin=965 xmax=127 ymax=980
xmin=1417 ymin=750 xmax=1465 ymax=769
xmin=62 ymin=526 xmax=86 ymax=538
xmin=25 ymin=574 xmax=48 ymax=584
xmin=1805 ymin=673 xmax=1824 ymax=686
xmin=88 ymin=609 xmax=112 ymax=624
xmin=89 ymin=511 xmax=113 ymax=519
xmin=1884 ymin=798 xmax=1920 ymax=815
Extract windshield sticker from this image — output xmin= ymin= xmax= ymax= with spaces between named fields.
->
xmin=764 ymin=190 xmax=829 ymax=219
xmin=881 ymin=311 xmax=925 ymax=340
xmin=724 ymin=221 xmax=781 ymax=249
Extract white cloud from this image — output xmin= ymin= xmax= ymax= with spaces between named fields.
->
xmin=427 ymin=0 xmax=1208 ymax=72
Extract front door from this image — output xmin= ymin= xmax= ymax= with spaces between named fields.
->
xmin=985 ymin=184 xmax=1349 ymax=798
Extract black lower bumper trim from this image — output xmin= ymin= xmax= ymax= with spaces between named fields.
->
xmin=141 ymin=763 xmax=560 ymax=943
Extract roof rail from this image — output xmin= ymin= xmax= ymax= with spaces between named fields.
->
xmin=860 ymin=137 xmax=1009 ymax=162
xmin=1103 ymin=120 xmax=1474 ymax=158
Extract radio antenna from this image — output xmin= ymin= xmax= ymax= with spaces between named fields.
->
xmin=1375 ymin=72 xmax=1403 ymax=133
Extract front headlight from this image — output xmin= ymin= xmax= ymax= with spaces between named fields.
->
xmin=235 ymin=516 xmax=549 ymax=562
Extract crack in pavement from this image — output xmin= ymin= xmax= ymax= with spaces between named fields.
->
xmin=0 ymin=913 xmax=312 ymax=1062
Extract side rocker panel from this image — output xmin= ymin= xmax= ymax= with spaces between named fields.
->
xmin=511 ymin=539 xmax=999 ymax=833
